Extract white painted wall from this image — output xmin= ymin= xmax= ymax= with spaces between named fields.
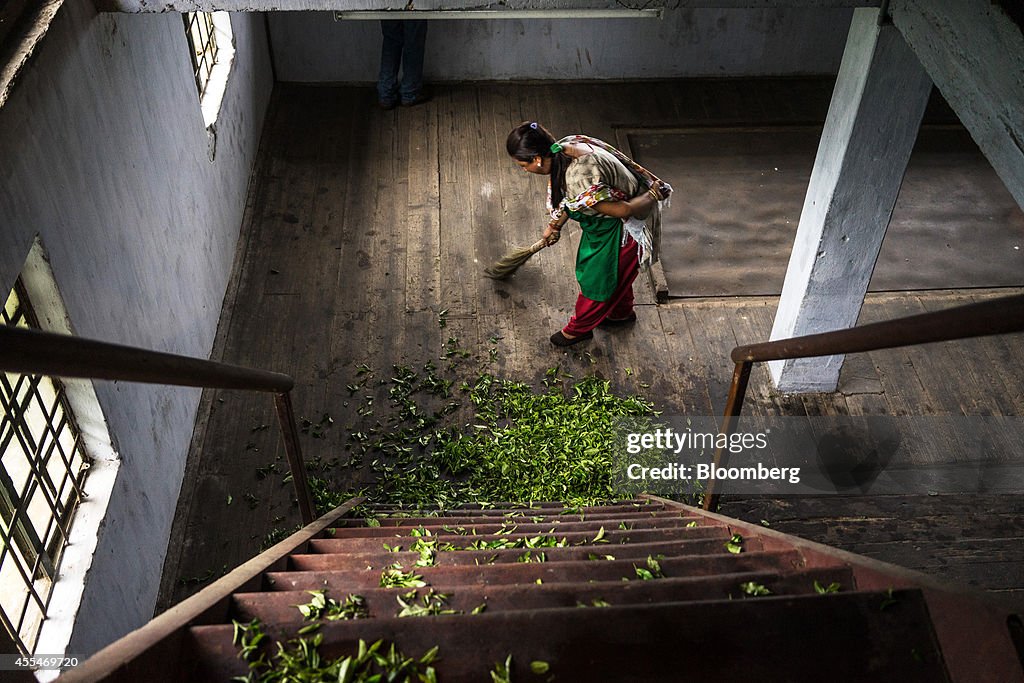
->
xmin=268 ymin=7 xmax=853 ymax=82
xmin=0 ymin=0 xmax=272 ymax=656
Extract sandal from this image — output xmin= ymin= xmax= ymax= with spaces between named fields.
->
xmin=550 ymin=330 xmax=593 ymax=347
xmin=598 ymin=313 xmax=637 ymax=329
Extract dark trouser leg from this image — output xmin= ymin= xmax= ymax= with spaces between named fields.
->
xmin=377 ymin=20 xmax=404 ymax=105
xmin=563 ymin=236 xmax=640 ymax=336
xmin=398 ymin=20 xmax=428 ymax=103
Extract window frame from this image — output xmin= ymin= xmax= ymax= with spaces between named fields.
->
xmin=183 ymin=10 xmax=235 ymax=130
xmin=0 ymin=278 xmax=91 ymax=656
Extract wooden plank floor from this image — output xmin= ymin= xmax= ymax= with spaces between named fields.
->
xmin=636 ymin=126 xmax=1024 ymax=296
xmin=157 ymin=80 xmax=1024 ymax=612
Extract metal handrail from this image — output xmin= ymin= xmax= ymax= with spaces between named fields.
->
xmin=703 ymin=293 xmax=1024 ymax=511
xmin=57 ymin=497 xmax=364 ymax=683
xmin=0 ymin=325 xmax=317 ymax=524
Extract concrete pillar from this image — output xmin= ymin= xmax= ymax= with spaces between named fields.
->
xmin=769 ymin=7 xmax=932 ymax=392
xmin=891 ymin=0 xmax=1024 ymax=211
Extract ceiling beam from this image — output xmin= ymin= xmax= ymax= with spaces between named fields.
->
xmin=98 ymin=0 xmax=878 ymax=16
xmin=890 ymin=0 xmax=1024 ymax=210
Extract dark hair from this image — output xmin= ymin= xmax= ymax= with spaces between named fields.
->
xmin=506 ymin=121 xmax=571 ymax=209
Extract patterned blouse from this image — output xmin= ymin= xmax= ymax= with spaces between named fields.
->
xmin=549 ymin=135 xmax=668 ymax=267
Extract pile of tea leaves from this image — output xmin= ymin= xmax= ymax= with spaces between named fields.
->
xmin=312 ymin=338 xmax=664 ymax=514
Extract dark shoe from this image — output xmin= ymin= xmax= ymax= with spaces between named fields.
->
xmin=550 ymin=330 xmax=593 ymax=347
xmin=401 ymin=92 xmax=431 ymax=107
xmin=597 ymin=313 xmax=637 ymax=330
xmin=379 ymin=99 xmax=398 ymax=111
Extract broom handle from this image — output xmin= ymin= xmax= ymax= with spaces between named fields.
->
xmin=529 ymin=237 xmax=549 ymax=254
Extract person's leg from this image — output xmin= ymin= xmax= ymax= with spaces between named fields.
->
xmin=562 ymin=294 xmax=606 ymax=338
xmin=562 ymin=237 xmax=640 ymax=337
xmin=377 ymin=20 xmax=404 ymax=107
xmin=398 ymin=20 xmax=428 ymax=104
xmin=606 ymin=237 xmax=640 ymax=320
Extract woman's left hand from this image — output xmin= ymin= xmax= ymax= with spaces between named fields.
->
xmin=594 ymin=193 xmax=655 ymax=220
xmin=651 ymin=180 xmax=672 ymax=200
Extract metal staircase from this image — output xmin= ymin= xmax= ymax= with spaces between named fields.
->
xmin=58 ymin=496 xmax=1023 ymax=682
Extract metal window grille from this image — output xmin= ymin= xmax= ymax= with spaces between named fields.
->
xmin=0 ymin=279 xmax=90 ymax=656
xmin=183 ymin=11 xmax=219 ymax=99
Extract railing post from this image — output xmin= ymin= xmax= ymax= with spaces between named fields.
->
xmin=273 ymin=391 xmax=317 ymax=525
xmin=703 ymin=360 xmax=753 ymax=512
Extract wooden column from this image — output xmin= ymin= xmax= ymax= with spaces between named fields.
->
xmin=770 ymin=7 xmax=932 ymax=392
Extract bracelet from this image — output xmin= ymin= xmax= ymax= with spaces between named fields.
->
xmin=647 ymin=187 xmax=661 ymax=201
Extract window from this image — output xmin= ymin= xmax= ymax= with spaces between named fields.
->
xmin=0 ymin=239 xmax=119 ymax=667
xmin=183 ymin=11 xmax=234 ymax=130
xmin=0 ymin=279 xmax=90 ymax=656
xmin=183 ymin=11 xmax=219 ymax=99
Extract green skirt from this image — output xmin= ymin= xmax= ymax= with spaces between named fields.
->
xmin=570 ymin=210 xmax=622 ymax=302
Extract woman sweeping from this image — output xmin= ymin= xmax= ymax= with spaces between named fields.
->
xmin=506 ymin=122 xmax=672 ymax=346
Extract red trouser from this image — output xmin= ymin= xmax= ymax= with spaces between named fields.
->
xmin=563 ymin=235 xmax=640 ymax=337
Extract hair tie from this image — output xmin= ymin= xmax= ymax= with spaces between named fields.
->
xmin=529 ymin=122 xmax=538 ymax=130
xmin=550 ymin=142 xmax=563 ymax=154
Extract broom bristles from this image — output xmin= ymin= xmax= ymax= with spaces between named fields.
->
xmin=484 ymin=238 xmax=548 ymax=280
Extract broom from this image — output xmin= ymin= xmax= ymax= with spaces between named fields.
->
xmin=483 ymin=237 xmax=551 ymax=280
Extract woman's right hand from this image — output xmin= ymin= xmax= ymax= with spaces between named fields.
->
xmin=543 ymin=224 xmax=561 ymax=246
xmin=543 ymin=212 xmax=568 ymax=245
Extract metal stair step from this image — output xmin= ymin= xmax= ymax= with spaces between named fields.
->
xmin=360 ymin=501 xmax=664 ymax=518
xmin=264 ymin=548 xmax=807 ymax=591
xmin=290 ymin=536 xmax=765 ymax=571
xmin=231 ymin=565 xmax=857 ymax=623
xmin=450 ymin=499 xmax=653 ymax=510
xmin=334 ymin=508 xmax=694 ymax=528
xmin=310 ymin=523 xmax=729 ymax=553
xmin=324 ymin=513 xmax=719 ymax=538
xmin=188 ymin=589 xmax=948 ymax=682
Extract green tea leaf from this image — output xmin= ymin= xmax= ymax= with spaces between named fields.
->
xmin=725 ymin=533 xmax=743 ymax=554
xmin=740 ymin=581 xmax=772 ymax=597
